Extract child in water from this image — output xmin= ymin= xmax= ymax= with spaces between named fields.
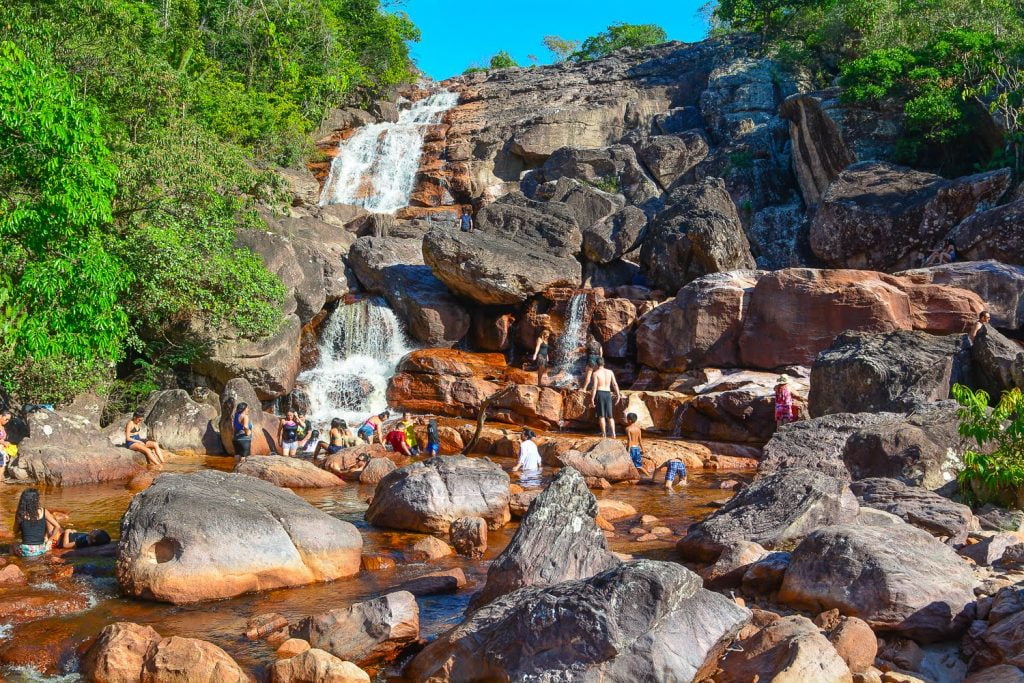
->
xmin=625 ymin=413 xmax=645 ymax=470
xmin=650 ymin=458 xmax=688 ymax=490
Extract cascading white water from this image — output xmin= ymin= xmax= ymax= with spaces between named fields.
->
xmin=319 ymin=90 xmax=459 ymax=214
xmin=552 ymin=293 xmax=591 ymax=381
xmin=298 ymin=298 xmax=411 ymax=426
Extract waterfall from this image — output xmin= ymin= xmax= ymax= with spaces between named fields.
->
xmin=297 ymin=297 xmax=411 ymax=427
xmin=552 ymin=293 xmax=591 ymax=382
xmin=318 ymin=90 xmax=459 ymax=214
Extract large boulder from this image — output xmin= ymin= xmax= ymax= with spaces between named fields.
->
xmin=809 ymin=330 xmax=964 ymax=416
xmin=81 ymin=622 xmax=161 ymax=682
xmin=949 ymin=197 xmax=1024 ymax=265
xmin=582 ymin=205 xmax=648 ymax=264
xmin=476 ymin=191 xmax=583 ymax=256
xmin=193 ymin=313 xmax=302 ymax=400
xmin=144 ymin=389 xmax=222 ymax=454
xmin=404 ymin=560 xmax=750 ymax=682
xmin=810 ymin=161 xmax=1010 ymax=271
xmin=218 ymin=377 xmax=273 ymax=455
xmin=142 ymin=636 xmax=248 ymax=682
xmin=116 ymin=470 xmax=362 ymax=603
xmin=639 ymin=178 xmax=756 ymax=292
xmin=365 ymin=455 xmax=511 ymax=534
xmin=778 ymin=521 xmax=978 ymax=642
xmin=538 ymin=145 xmax=661 ymax=209
xmin=637 ymin=271 xmax=762 ymax=371
xmin=422 ymin=227 xmax=582 ymax=305
xmin=469 ymin=467 xmax=619 ymax=610
xmin=760 ymin=402 xmax=962 ymax=490
xmin=971 ymin=326 xmax=1024 ymax=398
xmin=898 ymin=261 xmax=1024 ymax=330
xmin=237 ymin=227 xmax=326 ymax=325
xmin=7 ymin=447 xmax=146 ymax=487
xmin=235 ymin=455 xmax=345 ymax=488
xmin=303 ymin=592 xmax=419 ymax=668
xmin=677 ymin=469 xmax=859 ymax=562
xmin=713 ymin=615 xmax=854 ymax=683
xmin=557 ymin=439 xmax=640 ymax=483
xmin=850 ymin=478 xmax=976 ymax=542
xmin=347 ymin=236 xmax=470 ymax=347
xmin=271 ymin=649 xmax=370 ymax=683
xmin=638 ymin=131 xmax=709 ymax=190
xmin=779 ymin=92 xmax=857 ymax=207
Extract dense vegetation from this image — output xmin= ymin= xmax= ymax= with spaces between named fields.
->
xmin=709 ymin=0 xmax=1024 ymax=175
xmin=0 ymin=0 xmax=418 ymax=406
xmin=953 ymin=384 xmax=1024 ymax=506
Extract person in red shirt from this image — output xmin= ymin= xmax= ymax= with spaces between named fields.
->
xmin=385 ymin=427 xmax=413 ymax=457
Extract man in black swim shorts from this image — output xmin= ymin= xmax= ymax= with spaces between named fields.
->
xmin=589 ymin=358 xmax=621 ymax=438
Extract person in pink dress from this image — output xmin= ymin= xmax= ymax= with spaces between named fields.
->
xmin=774 ymin=376 xmax=797 ymax=425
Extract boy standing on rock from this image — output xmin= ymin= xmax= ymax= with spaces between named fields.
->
xmin=625 ymin=413 xmax=645 ymax=470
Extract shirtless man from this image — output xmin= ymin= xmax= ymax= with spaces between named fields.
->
xmin=589 ymin=358 xmax=621 ymax=438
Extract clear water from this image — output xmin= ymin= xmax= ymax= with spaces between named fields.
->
xmin=297 ymin=297 xmax=411 ymax=426
xmin=319 ymin=91 xmax=459 ymax=214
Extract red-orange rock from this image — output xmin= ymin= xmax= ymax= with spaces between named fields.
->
xmin=405 ymin=535 xmax=454 ymax=562
xmin=276 ymin=638 xmax=311 ymax=658
xmin=591 ymin=298 xmax=638 ymax=358
xmin=82 ymin=622 xmax=162 ymax=682
xmin=246 ymin=613 xmax=290 ymax=641
xmin=236 ymin=455 xmax=345 ymax=488
xmin=322 ymin=445 xmax=387 ymax=480
xmin=358 ymin=457 xmax=396 ymax=486
xmin=471 ymin=310 xmax=516 ymax=351
xmin=360 ymin=554 xmax=397 ymax=571
xmin=0 ymin=564 xmax=27 ymax=587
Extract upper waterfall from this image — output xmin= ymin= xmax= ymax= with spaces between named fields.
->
xmin=318 ymin=90 xmax=459 ymax=214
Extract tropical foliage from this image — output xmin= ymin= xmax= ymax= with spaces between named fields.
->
xmin=952 ymin=384 xmax=1024 ymax=508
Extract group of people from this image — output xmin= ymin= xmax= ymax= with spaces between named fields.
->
xmin=12 ymin=488 xmax=110 ymax=558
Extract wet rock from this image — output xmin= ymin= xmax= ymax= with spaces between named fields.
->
xmin=949 ymin=197 xmax=1024 ymax=265
xmin=422 ymin=226 xmax=582 ymax=305
xmin=82 ymin=622 xmax=162 ymax=682
xmin=365 ymin=455 xmax=510 ymax=534
xmin=809 ymin=331 xmax=964 ymax=417
xmin=358 ymin=457 xmax=396 ymax=486
xmin=117 ymin=470 xmax=362 ymax=603
xmin=398 ymin=568 xmax=467 ymax=597
xmin=406 ymin=560 xmax=750 ymax=682
xmin=323 ymin=444 xmax=389 ymax=480
xmin=557 ymin=440 xmax=640 ymax=483
xmin=470 ymin=310 xmax=515 ymax=351
xmin=143 ymin=635 xmax=247 ymax=682
xmin=247 ymin=613 xmax=290 ymax=640
xmin=640 ymin=177 xmax=756 ymax=292
xmin=218 ymin=377 xmax=274 ymax=456
xmin=303 ymin=591 xmax=419 ymax=669
xmin=850 ymin=478 xmax=976 ymax=542
xmin=778 ymin=521 xmax=977 ymax=642
xmin=897 ymin=261 xmax=1024 ymax=330
xmin=678 ymin=468 xmax=859 ymax=562
xmin=360 ymin=555 xmax=396 ymax=572
xmin=595 ymin=499 xmax=638 ymax=521
xmin=810 ymin=161 xmax=1010 ymax=271
xmin=144 ymin=390 xmax=221 ymax=454
xmin=348 ymin=236 xmax=470 ymax=347
xmin=7 ymin=447 xmax=146 ymax=487
xmin=470 ymin=467 xmax=618 ymax=610
xmin=236 ymin=455 xmax=344 ymax=488
xmin=0 ymin=564 xmax=26 ymax=586
xmin=971 ymin=326 xmax=1024 ymax=399
xmin=271 ymin=649 xmax=370 ymax=683
xmin=194 ymin=313 xmax=302 ymax=401
xmin=449 ymin=517 xmax=487 ymax=559
xmin=405 ymin=535 xmax=454 ymax=562
xmin=713 ymin=614 xmax=853 ymax=683
xmin=636 ymin=270 xmax=762 ymax=372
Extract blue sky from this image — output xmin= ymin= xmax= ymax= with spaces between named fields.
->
xmin=397 ymin=0 xmax=712 ymax=80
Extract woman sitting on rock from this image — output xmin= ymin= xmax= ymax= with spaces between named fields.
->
xmin=313 ymin=418 xmax=357 ymax=460
xmin=124 ymin=411 xmax=166 ymax=468
xmin=14 ymin=488 xmax=61 ymax=557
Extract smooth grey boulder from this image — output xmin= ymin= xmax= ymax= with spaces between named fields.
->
xmin=898 ymin=260 xmax=1024 ymax=330
xmin=405 ymin=560 xmax=751 ymax=682
xmin=849 ymin=478 xmax=976 ymax=542
xmin=144 ymin=390 xmax=221 ymax=454
xmin=971 ymin=326 xmax=1024 ymax=399
xmin=676 ymin=468 xmax=859 ymax=562
xmin=365 ymin=455 xmax=511 ymax=534
xmin=778 ymin=522 xmax=978 ymax=642
xmin=949 ymin=197 xmax=1024 ymax=266
xmin=469 ymin=467 xmax=619 ymax=610
xmin=809 ymin=330 xmax=963 ymax=417
xmin=116 ymin=470 xmax=362 ymax=604
xmin=302 ymin=591 xmax=419 ymax=668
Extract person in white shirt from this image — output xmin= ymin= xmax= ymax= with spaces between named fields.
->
xmin=512 ymin=429 xmax=542 ymax=473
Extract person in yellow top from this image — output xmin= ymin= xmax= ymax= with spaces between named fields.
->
xmin=0 ymin=409 xmax=16 ymax=468
xmin=402 ymin=412 xmax=420 ymax=456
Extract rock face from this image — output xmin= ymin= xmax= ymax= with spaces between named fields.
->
xmin=810 ymin=161 xmax=1010 ymax=271
xmin=405 ymin=560 xmax=750 ymax=682
xmin=809 ymin=330 xmax=963 ymax=416
xmin=850 ymin=478 xmax=976 ymax=542
xmin=557 ymin=440 xmax=640 ymax=483
xmin=639 ymin=178 xmax=756 ymax=292
xmin=144 ymin=389 xmax=221 ymax=454
xmin=714 ymin=615 xmax=854 ymax=683
xmin=235 ymin=455 xmax=344 ymax=488
xmin=304 ymin=592 xmax=419 ymax=668
xmin=469 ymin=468 xmax=619 ymax=610
xmin=422 ymin=226 xmax=581 ymax=305
xmin=778 ymin=521 xmax=978 ymax=642
xmin=760 ymin=403 xmax=962 ymax=490
xmin=677 ymin=468 xmax=859 ymax=562
xmin=779 ymin=92 xmax=856 ymax=207
xmin=582 ymin=205 xmax=647 ymax=264
xmin=8 ymin=447 xmax=145 ymax=487
xmin=365 ymin=455 xmax=510 ymax=534
xmin=949 ymin=197 xmax=1024 ymax=265
xmin=347 ymin=236 xmax=470 ymax=346
xmin=898 ymin=261 xmax=1024 ymax=330
xmin=193 ymin=313 xmax=302 ymax=400
xmin=971 ymin=326 xmax=1024 ymax=398
xmin=117 ymin=470 xmax=362 ymax=603
xmin=639 ymin=131 xmax=709 ymax=190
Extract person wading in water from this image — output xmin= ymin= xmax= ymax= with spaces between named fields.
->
xmin=589 ymin=358 xmax=621 ymax=438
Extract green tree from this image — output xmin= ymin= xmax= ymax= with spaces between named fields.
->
xmin=572 ymin=22 xmax=668 ymax=61
xmin=489 ymin=51 xmax=519 ymax=69
xmin=543 ymin=35 xmax=580 ymax=62
xmin=713 ymin=0 xmax=815 ymax=42
xmin=952 ymin=384 xmax=1024 ymax=508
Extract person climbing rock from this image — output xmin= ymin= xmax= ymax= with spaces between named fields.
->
xmin=385 ymin=424 xmax=413 ymax=457
xmin=589 ymin=358 xmax=621 ymax=438
xmin=625 ymin=412 xmax=645 ymax=471
xmin=402 ymin=412 xmax=420 ymax=456
xmin=125 ymin=410 xmax=166 ymax=468
xmin=533 ymin=329 xmax=552 ymax=387
xmin=460 ymin=210 xmax=473 ymax=232
xmin=774 ymin=376 xmax=797 ymax=426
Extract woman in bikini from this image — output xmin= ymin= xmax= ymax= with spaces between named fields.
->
xmin=532 ymin=329 xmax=552 ymax=387
xmin=124 ymin=410 xmax=165 ymax=468
xmin=313 ymin=418 xmax=357 ymax=461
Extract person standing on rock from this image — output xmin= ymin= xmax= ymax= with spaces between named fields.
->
xmin=532 ymin=329 xmax=552 ymax=387
xmin=13 ymin=488 xmax=61 ymax=557
xmin=969 ymin=310 xmax=991 ymax=344
xmin=590 ymin=358 xmax=621 ymax=438
xmin=295 ymin=412 xmax=314 ymax=454
xmin=358 ymin=411 xmax=388 ymax=444
xmin=278 ymin=410 xmax=301 ymax=457
xmin=625 ymin=413 xmax=645 ymax=470
xmin=582 ymin=335 xmax=604 ymax=392
xmin=231 ymin=403 xmax=254 ymax=466
xmin=124 ymin=410 xmax=166 ymax=468
xmin=774 ymin=376 xmax=797 ymax=426
xmin=460 ymin=210 xmax=473 ymax=232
